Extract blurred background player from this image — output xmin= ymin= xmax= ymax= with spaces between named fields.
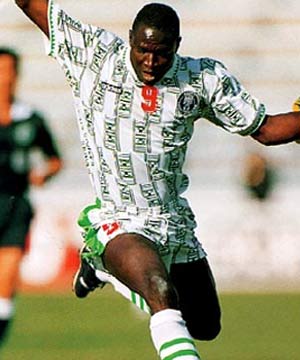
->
xmin=0 ymin=46 xmax=62 ymax=347
xmin=242 ymin=152 xmax=276 ymax=201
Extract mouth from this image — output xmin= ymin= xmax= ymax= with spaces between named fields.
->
xmin=141 ymin=71 xmax=156 ymax=83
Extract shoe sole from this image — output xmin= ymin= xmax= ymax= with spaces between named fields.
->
xmin=72 ymin=245 xmax=89 ymax=298
xmin=72 ymin=262 xmax=88 ymax=297
xmin=72 ymin=246 xmax=105 ymax=297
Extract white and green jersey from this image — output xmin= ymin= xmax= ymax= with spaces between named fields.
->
xmin=45 ymin=1 xmax=265 ymax=263
xmin=46 ymin=1 xmax=265 ymax=210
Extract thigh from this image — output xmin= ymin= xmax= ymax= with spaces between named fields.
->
xmin=103 ymin=232 xmax=178 ymax=313
xmin=170 ymin=257 xmax=221 ymax=340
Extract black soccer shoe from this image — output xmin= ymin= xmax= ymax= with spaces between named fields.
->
xmin=73 ymin=246 xmax=105 ymax=298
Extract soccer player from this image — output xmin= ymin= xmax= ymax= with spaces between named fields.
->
xmin=15 ymin=1 xmax=300 ymax=359
xmin=0 ymin=46 xmax=62 ymax=347
xmin=242 ymin=152 xmax=276 ymax=201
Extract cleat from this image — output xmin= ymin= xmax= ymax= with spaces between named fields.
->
xmin=73 ymin=245 xmax=105 ymax=298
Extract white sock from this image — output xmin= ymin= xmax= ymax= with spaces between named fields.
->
xmin=95 ymin=269 xmax=150 ymax=313
xmin=0 ymin=298 xmax=14 ymax=320
xmin=150 ymin=309 xmax=201 ymax=359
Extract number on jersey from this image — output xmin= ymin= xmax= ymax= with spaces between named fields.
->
xmin=141 ymin=86 xmax=158 ymax=113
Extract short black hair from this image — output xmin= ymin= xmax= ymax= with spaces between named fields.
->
xmin=132 ymin=3 xmax=180 ymax=40
xmin=0 ymin=47 xmax=20 ymax=73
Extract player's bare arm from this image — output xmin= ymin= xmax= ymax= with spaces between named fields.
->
xmin=252 ymin=112 xmax=300 ymax=145
xmin=29 ymin=156 xmax=62 ymax=186
xmin=15 ymin=0 xmax=49 ymax=37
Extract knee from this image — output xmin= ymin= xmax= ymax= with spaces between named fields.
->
xmin=145 ymin=275 xmax=178 ymax=312
xmin=188 ymin=320 xmax=221 ymax=341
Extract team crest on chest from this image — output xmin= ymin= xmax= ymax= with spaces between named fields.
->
xmin=177 ymin=91 xmax=200 ymax=115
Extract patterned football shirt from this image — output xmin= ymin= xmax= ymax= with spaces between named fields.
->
xmin=45 ymin=1 xmax=266 ymax=263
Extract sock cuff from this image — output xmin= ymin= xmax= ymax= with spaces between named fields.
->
xmin=149 ymin=309 xmax=200 ymax=359
xmin=150 ymin=309 xmax=185 ymax=328
xmin=0 ymin=298 xmax=14 ymax=319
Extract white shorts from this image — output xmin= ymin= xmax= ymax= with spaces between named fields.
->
xmin=78 ymin=198 xmax=206 ymax=271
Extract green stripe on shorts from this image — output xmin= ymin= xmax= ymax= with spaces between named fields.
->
xmin=78 ymin=199 xmax=105 ymax=259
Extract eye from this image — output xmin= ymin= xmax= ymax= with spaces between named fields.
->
xmin=152 ymin=48 xmax=173 ymax=59
xmin=137 ymin=47 xmax=147 ymax=54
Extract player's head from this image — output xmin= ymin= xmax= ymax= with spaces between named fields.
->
xmin=0 ymin=47 xmax=20 ymax=99
xmin=132 ymin=3 xmax=180 ymax=40
xmin=129 ymin=3 xmax=181 ymax=85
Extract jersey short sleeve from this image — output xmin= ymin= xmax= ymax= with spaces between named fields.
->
xmin=45 ymin=0 xmax=122 ymax=97
xmin=46 ymin=0 xmax=87 ymax=65
xmin=201 ymin=60 xmax=266 ymax=136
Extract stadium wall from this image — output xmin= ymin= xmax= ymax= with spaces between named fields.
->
xmin=1 ymin=0 xmax=300 ymax=291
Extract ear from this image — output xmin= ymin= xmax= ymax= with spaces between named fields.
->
xmin=175 ymin=36 xmax=182 ymax=52
xmin=129 ymin=29 xmax=134 ymax=45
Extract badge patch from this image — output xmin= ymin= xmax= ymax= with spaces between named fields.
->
xmin=177 ymin=91 xmax=200 ymax=115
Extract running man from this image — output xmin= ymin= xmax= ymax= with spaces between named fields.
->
xmin=15 ymin=1 xmax=300 ymax=359
xmin=0 ymin=46 xmax=62 ymax=347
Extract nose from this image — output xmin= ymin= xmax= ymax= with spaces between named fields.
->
xmin=144 ymin=53 xmax=155 ymax=69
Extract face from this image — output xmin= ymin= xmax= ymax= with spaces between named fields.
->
xmin=130 ymin=25 xmax=181 ymax=85
xmin=0 ymin=54 xmax=18 ymax=102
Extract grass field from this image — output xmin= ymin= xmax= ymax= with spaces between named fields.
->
xmin=1 ymin=289 xmax=300 ymax=360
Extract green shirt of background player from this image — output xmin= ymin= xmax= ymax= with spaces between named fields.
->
xmin=0 ymin=47 xmax=63 ymax=347
xmin=14 ymin=1 xmax=300 ymax=360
